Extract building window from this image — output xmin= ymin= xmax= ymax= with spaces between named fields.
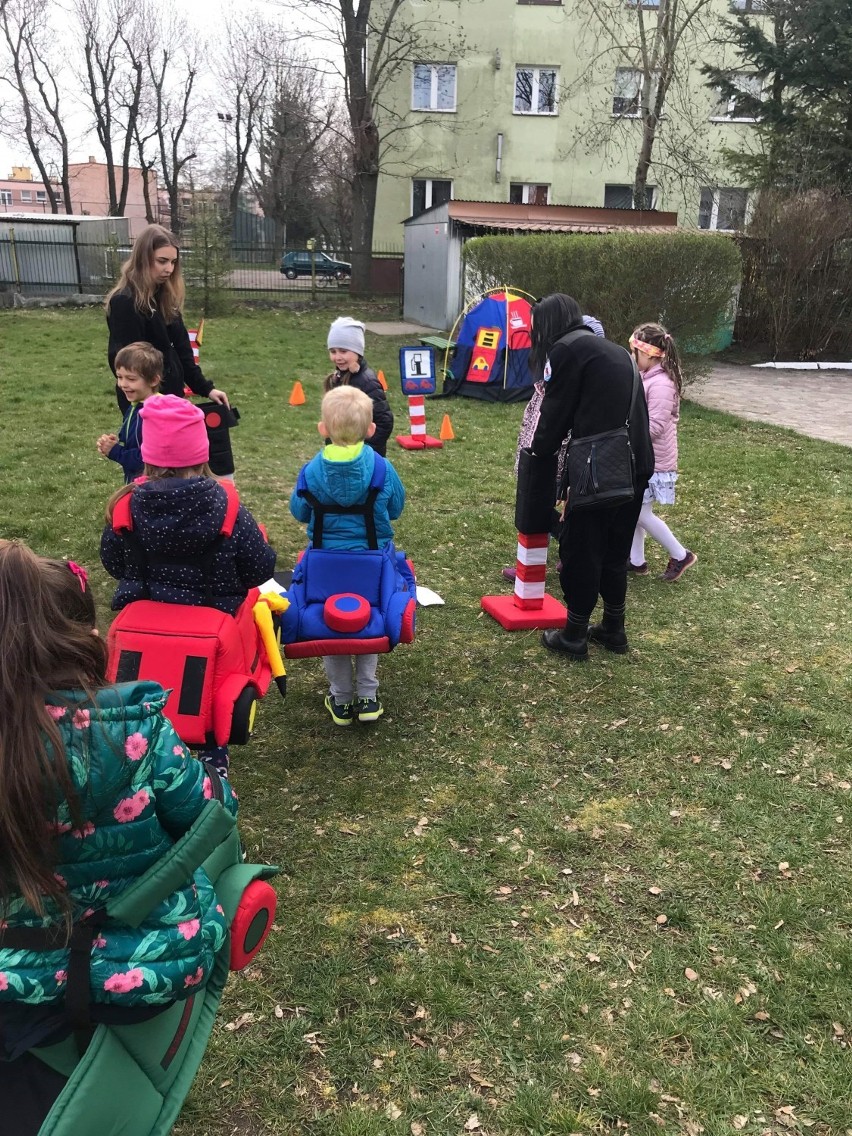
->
xmin=412 ymin=63 xmax=457 ymax=112
xmin=517 ymin=1 xmax=563 ymax=5
xmin=612 ymin=68 xmax=658 ymax=116
xmin=604 ymin=184 xmax=656 ymax=209
xmin=710 ymin=72 xmax=762 ymax=120
xmin=411 ymin=178 xmax=452 ymax=217
xmin=626 ymin=0 xmax=660 ymax=6
xmin=20 ymin=190 xmax=32 ymax=202
xmin=0 ymin=190 xmax=12 ymax=205
xmin=36 ymin=190 xmax=47 ymax=202
xmin=730 ymin=0 xmax=764 ymax=9
xmin=514 ymin=67 xmax=558 ymax=115
xmin=699 ymin=187 xmax=748 ymax=230
xmin=510 ymin=183 xmax=550 ymax=205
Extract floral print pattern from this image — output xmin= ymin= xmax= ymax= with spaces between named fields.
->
xmin=0 ymin=681 xmax=237 ymax=1007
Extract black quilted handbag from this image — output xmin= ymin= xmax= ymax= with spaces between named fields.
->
xmin=566 ymin=360 xmax=641 ymax=510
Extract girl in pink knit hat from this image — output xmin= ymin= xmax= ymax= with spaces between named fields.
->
xmin=100 ymin=396 xmax=276 ymax=774
xmin=628 ymin=323 xmax=697 ymax=582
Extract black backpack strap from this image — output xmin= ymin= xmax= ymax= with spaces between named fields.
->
xmin=297 ymin=454 xmax=387 ymax=551
xmin=1 ymin=909 xmax=107 ymax=1054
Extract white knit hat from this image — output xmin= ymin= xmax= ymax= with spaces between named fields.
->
xmin=327 ymin=316 xmax=366 ymax=356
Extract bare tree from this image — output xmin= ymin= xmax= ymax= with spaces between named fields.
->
xmin=563 ymin=0 xmax=719 ymax=209
xmin=0 ymin=0 xmax=72 ymax=212
xmin=217 ymin=19 xmax=269 ymax=219
xmin=75 ymin=0 xmax=145 ymax=216
xmin=289 ymin=0 xmax=464 ymax=291
xmin=145 ymin=15 xmax=199 ymax=233
xmin=252 ymin=52 xmax=336 ymax=248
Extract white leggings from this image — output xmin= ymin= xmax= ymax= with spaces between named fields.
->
xmin=630 ymin=500 xmax=687 ymax=565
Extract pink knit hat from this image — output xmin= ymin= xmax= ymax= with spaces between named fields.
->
xmin=140 ymin=395 xmax=209 ymax=467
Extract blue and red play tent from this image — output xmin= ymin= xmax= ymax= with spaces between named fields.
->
xmin=443 ymin=288 xmax=535 ymax=403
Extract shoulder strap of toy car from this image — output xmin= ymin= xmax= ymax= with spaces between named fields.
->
xmin=195 ymin=481 xmax=241 ymax=602
xmin=111 ymin=480 xmax=241 ymax=602
xmin=297 ymin=453 xmax=386 ymax=551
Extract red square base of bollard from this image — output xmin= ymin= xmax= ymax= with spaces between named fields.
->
xmin=481 ymin=593 xmax=567 ymax=630
xmin=396 ymin=435 xmax=444 ymax=450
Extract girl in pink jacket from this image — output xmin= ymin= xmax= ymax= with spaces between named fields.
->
xmin=627 ymin=324 xmax=697 ymax=582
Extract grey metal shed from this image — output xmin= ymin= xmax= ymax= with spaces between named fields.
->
xmin=1 ymin=215 xmax=131 ymax=296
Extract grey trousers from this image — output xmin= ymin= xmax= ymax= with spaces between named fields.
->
xmin=322 ymin=654 xmax=380 ymax=701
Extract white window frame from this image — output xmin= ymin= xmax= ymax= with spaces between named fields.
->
xmin=0 ymin=190 xmax=12 ymax=205
xmin=411 ymin=178 xmax=453 ymax=216
xmin=699 ymin=187 xmax=749 ymax=231
xmin=20 ymin=189 xmax=33 ymax=202
xmin=612 ymin=67 xmax=659 ymax=117
xmin=514 ymin=67 xmax=559 ymax=115
xmin=509 ymin=183 xmax=551 ymax=205
xmin=730 ymin=0 xmax=765 ymax=9
xmin=35 ymin=189 xmax=47 ymax=202
xmin=412 ymin=63 xmax=457 ymax=112
xmin=710 ymin=72 xmax=762 ymax=122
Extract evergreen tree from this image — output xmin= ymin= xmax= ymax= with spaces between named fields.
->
xmin=704 ymin=0 xmax=852 ymax=193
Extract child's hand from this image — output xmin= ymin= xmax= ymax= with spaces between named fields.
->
xmin=97 ymin=433 xmax=118 ymax=456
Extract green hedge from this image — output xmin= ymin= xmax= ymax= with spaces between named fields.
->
xmin=463 ymin=232 xmax=742 ymax=355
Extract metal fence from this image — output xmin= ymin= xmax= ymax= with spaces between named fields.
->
xmin=0 ymin=234 xmax=404 ymax=300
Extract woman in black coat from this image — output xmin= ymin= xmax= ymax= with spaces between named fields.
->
xmin=530 ymin=294 xmax=654 ymax=660
xmin=106 ymin=224 xmax=230 ymax=415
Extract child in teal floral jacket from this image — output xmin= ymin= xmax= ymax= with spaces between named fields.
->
xmin=0 ymin=540 xmax=238 ymax=1127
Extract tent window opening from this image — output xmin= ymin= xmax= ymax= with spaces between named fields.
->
xmin=514 ymin=67 xmax=558 ymax=114
xmin=412 ymin=179 xmax=453 ymax=217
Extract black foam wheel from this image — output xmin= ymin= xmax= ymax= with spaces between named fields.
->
xmin=229 ymin=685 xmax=257 ymax=745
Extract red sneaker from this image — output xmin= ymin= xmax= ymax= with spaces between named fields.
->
xmin=661 ymin=551 xmax=697 ymax=581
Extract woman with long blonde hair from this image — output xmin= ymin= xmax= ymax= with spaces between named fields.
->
xmin=106 ymin=224 xmax=230 ymax=415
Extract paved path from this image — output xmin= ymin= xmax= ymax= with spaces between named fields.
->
xmin=689 ymin=363 xmax=852 ymax=447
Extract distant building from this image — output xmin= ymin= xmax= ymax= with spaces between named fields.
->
xmin=0 ymin=167 xmax=63 ymax=215
xmin=67 ymin=157 xmax=156 ymax=235
xmin=1 ymin=159 xmax=157 ymax=234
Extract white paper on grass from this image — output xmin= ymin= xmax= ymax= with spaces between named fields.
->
xmin=416 ymin=585 xmax=445 ymax=606
xmin=259 ymin=577 xmax=287 ymax=595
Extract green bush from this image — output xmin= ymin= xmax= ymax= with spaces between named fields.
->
xmin=463 ymin=232 xmax=742 ymax=355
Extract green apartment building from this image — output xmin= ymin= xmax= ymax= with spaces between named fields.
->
xmin=372 ymin=0 xmax=763 ymax=248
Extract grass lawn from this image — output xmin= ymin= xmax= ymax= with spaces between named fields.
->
xmin=2 ymin=306 xmax=851 ymax=1136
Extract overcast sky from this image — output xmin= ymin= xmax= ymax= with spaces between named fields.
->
xmin=0 ymin=0 xmax=334 ymax=180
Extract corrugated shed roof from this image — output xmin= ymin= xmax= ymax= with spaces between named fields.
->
xmin=445 ymin=199 xmax=680 ymax=230
xmin=461 ymin=219 xmax=680 ymax=234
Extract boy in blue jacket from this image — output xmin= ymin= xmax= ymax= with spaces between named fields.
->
xmin=96 ymin=342 xmax=162 ymax=482
xmin=290 ymin=386 xmax=406 ymax=725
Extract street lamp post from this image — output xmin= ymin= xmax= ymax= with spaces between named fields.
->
xmin=217 ymin=112 xmax=233 ymax=199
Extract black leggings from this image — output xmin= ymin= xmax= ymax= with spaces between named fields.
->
xmin=0 ymin=1052 xmax=68 ymax=1135
xmin=558 ymin=490 xmax=645 ymax=621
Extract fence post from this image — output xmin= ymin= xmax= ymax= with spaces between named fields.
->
xmin=8 ymin=227 xmax=21 ymax=293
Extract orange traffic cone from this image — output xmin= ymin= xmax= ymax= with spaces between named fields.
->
xmin=289 ymin=381 xmax=306 ymax=406
xmin=377 ymin=369 xmax=388 ymax=391
xmin=439 ymin=413 xmax=455 ymax=441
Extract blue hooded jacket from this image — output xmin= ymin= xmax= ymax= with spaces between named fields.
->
xmin=290 ymin=443 xmax=405 ymax=550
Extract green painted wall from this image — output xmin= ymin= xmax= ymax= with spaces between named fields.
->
xmin=373 ymin=0 xmax=761 ymax=248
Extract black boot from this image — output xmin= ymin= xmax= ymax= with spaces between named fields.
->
xmin=541 ymin=613 xmax=589 ymax=661
xmin=588 ymin=602 xmax=628 ymax=654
